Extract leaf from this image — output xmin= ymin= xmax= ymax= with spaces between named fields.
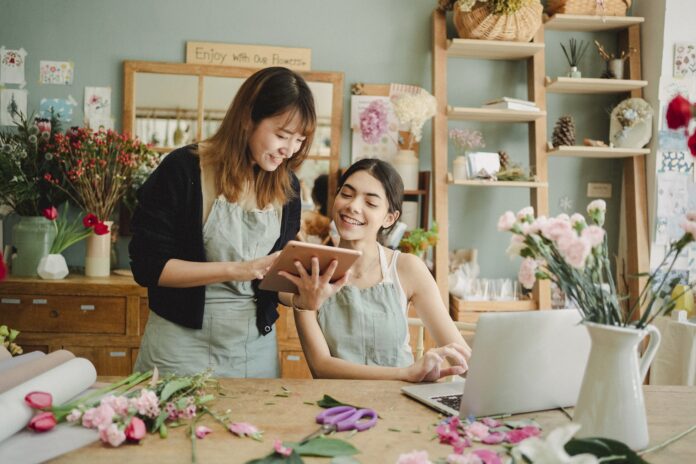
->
xmin=160 ymin=378 xmax=192 ymax=402
xmin=245 ymin=450 xmax=305 ymax=464
xmin=295 ymin=437 xmax=359 ymax=457
xmin=152 ymin=410 xmax=170 ymax=433
xmin=565 ymin=437 xmax=649 ymax=464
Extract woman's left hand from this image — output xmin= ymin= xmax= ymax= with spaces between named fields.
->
xmin=279 ymin=258 xmax=350 ymax=311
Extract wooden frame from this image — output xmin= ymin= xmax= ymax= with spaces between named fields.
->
xmin=122 ymin=60 xmax=345 ymax=205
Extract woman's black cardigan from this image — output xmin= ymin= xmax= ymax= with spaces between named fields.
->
xmin=128 ymin=145 xmax=301 ymax=335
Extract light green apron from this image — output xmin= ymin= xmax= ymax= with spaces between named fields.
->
xmin=317 ymin=246 xmax=414 ymax=367
xmin=135 ymin=196 xmax=281 ymax=377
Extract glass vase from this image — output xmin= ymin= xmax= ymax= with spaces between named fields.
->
xmin=11 ymin=216 xmax=56 ymax=277
xmin=85 ymin=221 xmax=113 ymax=277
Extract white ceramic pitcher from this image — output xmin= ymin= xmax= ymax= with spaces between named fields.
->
xmin=573 ymin=322 xmax=661 ymax=450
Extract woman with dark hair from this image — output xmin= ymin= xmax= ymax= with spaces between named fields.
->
xmin=281 ymin=158 xmax=471 ymax=382
xmin=129 ymin=67 xmax=317 ymax=377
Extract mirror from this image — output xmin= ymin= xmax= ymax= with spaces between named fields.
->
xmin=123 ymin=61 xmax=344 ymax=216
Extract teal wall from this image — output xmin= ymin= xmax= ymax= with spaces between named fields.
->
xmin=1 ymin=0 xmax=632 ymax=278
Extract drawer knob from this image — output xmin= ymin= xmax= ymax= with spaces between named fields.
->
xmin=1 ymin=298 xmax=20 ymax=305
xmin=50 ymin=309 xmax=59 ymax=318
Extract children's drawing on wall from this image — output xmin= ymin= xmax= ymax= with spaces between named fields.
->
xmin=39 ymin=60 xmax=74 ymax=85
xmin=84 ymin=86 xmax=112 ymax=129
xmin=0 ymin=88 xmax=27 ymax=126
xmin=0 ymin=47 xmax=27 ymax=86
xmin=674 ymin=43 xmax=696 ymax=78
xmin=39 ymin=95 xmax=77 ymax=122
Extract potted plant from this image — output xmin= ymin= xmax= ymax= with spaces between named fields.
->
xmin=498 ymin=202 xmax=695 ymax=449
xmin=560 ymin=38 xmax=590 ymax=78
xmin=398 ymin=223 xmax=439 ymax=260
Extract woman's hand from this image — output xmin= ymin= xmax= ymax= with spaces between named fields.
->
xmin=404 ymin=343 xmax=470 ymax=383
xmin=279 ymin=257 xmax=350 ymax=311
xmin=228 ymin=252 xmax=280 ymax=281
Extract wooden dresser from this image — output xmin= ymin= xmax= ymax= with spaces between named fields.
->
xmin=0 ymin=274 xmax=148 ymax=376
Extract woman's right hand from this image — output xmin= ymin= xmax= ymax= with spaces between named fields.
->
xmin=228 ymin=252 xmax=280 ymax=281
xmin=279 ymin=257 xmax=350 ymax=311
xmin=403 ymin=343 xmax=470 ymax=383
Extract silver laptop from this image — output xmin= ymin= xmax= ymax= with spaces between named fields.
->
xmin=401 ymin=309 xmax=590 ymax=417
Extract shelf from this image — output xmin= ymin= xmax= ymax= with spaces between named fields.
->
xmin=450 ymin=295 xmax=538 ymax=313
xmin=448 ymin=106 xmax=546 ymax=122
xmin=447 ymin=38 xmax=544 ymax=60
xmin=544 ymin=14 xmax=644 ymax=32
xmin=448 ymin=174 xmax=548 ymax=188
xmin=548 ymin=146 xmax=650 ymax=158
xmin=546 ymin=77 xmax=648 ymax=94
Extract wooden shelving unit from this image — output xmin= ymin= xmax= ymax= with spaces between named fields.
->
xmin=544 ymin=14 xmax=644 ymax=32
xmin=447 ymin=38 xmax=544 ymax=60
xmin=548 ymin=146 xmax=650 ymax=158
xmin=448 ymin=106 xmax=546 ymax=122
xmin=432 ymin=10 xmax=551 ymax=324
xmin=546 ymin=77 xmax=648 ymax=94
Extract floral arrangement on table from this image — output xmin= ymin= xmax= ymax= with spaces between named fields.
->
xmin=391 ymin=90 xmax=437 ymax=149
xmin=399 ymin=223 xmax=439 ymax=258
xmin=42 ymin=204 xmax=109 ymax=255
xmin=45 ymin=127 xmax=156 ymax=224
xmin=0 ymin=324 xmax=22 ymax=356
xmin=611 ymin=98 xmax=653 ymax=140
xmin=0 ymin=109 xmax=65 ymax=216
xmin=498 ymin=202 xmax=695 ymax=328
xmin=666 ymin=94 xmax=696 ymax=155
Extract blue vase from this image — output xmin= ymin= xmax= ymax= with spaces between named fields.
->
xmin=11 ymin=216 xmax=56 ymax=277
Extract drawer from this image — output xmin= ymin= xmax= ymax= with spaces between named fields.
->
xmin=0 ymin=295 xmax=127 ymax=334
xmin=63 ymin=345 xmax=132 ymax=376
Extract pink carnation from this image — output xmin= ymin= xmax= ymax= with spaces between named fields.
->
xmin=81 ymin=404 xmax=115 ymax=429
xmin=66 ymin=408 xmax=82 ymax=423
xmin=100 ymin=395 xmax=130 ymax=416
xmin=541 ymin=218 xmax=573 ymax=241
xmin=680 ymin=220 xmax=696 ymax=238
xmin=506 ymin=234 xmax=525 ymax=259
xmin=581 ymin=225 xmax=605 ymax=247
xmin=481 ymin=432 xmax=505 ymax=444
xmin=471 ymin=449 xmax=503 ymax=464
xmin=480 ymin=417 xmax=500 ymax=428
xmin=497 ymin=211 xmax=516 ymax=231
xmin=130 ymin=389 xmax=160 ymax=418
xmin=529 ymin=215 xmax=548 ymax=234
xmin=273 ymin=439 xmax=293 ymax=457
xmin=99 ymin=423 xmax=126 ymax=447
xmin=464 ymin=421 xmax=489 ymax=440
xmin=397 ymin=450 xmax=433 ymax=464
xmin=561 ymin=236 xmax=591 ymax=269
xmin=518 ymin=257 xmax=538 ymax=290
xmin=516 ymin=207 xmax=534 ymax=221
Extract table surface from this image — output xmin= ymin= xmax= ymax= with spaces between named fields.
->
xmin=50 ymin=380 xmax=696 ymax=464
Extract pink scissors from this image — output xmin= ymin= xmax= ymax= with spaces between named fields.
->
xmin=299 ymin=406 xmax=378 ymax=444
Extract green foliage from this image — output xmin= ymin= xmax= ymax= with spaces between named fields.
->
xmin=565 ymin=437 xmax=649 ymax=463
xmin=399 ymin=223 xmax=439 ymax=257
xmin=560 ymin=38 xmax=591 ymax=67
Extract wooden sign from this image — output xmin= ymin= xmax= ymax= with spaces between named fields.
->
xmin=186 ymin=41 xmax=311 ymax=71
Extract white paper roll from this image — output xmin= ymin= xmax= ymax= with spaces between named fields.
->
xmin=0 ymin=357 xmax=97 ymax=443
xmin=0 ymin=351 xmax=45 ymax=375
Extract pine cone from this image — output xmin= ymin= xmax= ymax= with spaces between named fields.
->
xmin=498 ymin=151 xmax=510 ymax=170
xmin=552 ymin=115 xmax=576 ymax=147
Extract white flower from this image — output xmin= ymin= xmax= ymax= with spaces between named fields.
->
xmin=513 ymin=423 xmax=598 ymax=464
xmin=570 ymin=213 xmax=585 ymax=225
xmin=518 ymin=257 xmax=538 ymax=289
xmin=516 ymin=206 xmax=535 ymax=221
xmin=391 ymin=92 xmax=437 ymax=143
xmin=586 ymin=200 xmax=606 ymax=214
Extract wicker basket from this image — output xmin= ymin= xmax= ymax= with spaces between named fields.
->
xmin=453 ymin=0 xmax=543 ymax=42
xmin=546 ymin=0 xmax=631 ymax=16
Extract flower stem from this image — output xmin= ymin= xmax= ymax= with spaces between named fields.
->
xmin=638 ymin=423 xmax=696 ymax=456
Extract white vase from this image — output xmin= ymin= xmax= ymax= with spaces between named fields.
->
xmin=37 ymin=254 xmax=69 ymax=280
xmin=453 ymin=154 xmax=469 ymax=181
xmin=85 ymin=221 xmax=113 ymax=277
xmin=393 ymin=149 xmax=419 ymax=190
xmin=573 ymin=322 xmax=661 ymax=450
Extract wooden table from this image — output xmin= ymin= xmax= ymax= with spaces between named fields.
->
xmin=51 ymin=380 xmax=695 ymax=463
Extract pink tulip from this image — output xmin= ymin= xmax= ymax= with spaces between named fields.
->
xmin=25 ymin=391 xmax=53 ymax=409
xmin=28 ymin=411 xmax=57 ymax=432
xmin=42 ymin=207 xmax=58 ymax=221
xmin=125 ymin=416 xmax=146 ymax=442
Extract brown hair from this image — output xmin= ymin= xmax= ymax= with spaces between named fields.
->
xmin=199 ymin=67 xmax=316 ymax=207
xmin=337 ymin=158 xmax=404 ymax=238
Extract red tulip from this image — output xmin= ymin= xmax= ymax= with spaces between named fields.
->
xmin=83 ymin=214 xmax=98 ymax=228
xmin=42 ymin=207 xmax=58 ymax=221
xmin=28 ymin=411 xmax=57 ymax=432
xmin=125 ymin=416 xmax=146 ymax=442
xmin=689 ymin=131 xmax=696 ymax=157
xmin=93 ymin=222 xmax=110 ymax=235
xmin=666 ymin=95 xmax=693 ymax=130
xmin=25 ymin=391 xmax=53 ymax=409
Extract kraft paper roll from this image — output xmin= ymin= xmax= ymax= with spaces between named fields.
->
xmin=0 ymin=351 xmax=45 ymax=375
xmin=0 ymin=350 xmax=75 ymax=394
xmin=0 ymin=346 xmax=10 ymax=361
xmin=0 ymin=357 xmax=97 ymax=443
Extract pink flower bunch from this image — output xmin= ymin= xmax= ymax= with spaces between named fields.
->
xmin=449 ymin=128 xmax=485 ymax=155
xmin=163 ymin=395 xmax=195 ymax=420
xmin=359 ymin=100 xmax=390 ymax=145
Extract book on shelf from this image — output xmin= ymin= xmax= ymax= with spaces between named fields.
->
xmin=483 ymin=101 xmax=541 ymax=111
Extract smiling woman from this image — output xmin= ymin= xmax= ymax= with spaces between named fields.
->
xmin=128 ymin=67 xmax=317 ymax=378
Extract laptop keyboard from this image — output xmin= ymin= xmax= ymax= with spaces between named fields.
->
xmin=432 ymin=394 xmax=461 ymax=411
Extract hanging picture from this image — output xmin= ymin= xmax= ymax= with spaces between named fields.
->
xmin=39 ymin=95 xmax=77 ymax=122
xmin=39 ymin=60 xmax=74 ymax=85
xmin=0 ymin=88 xmax=27 ymax=126
xmin=0 ymin=47 xmax=27 ymax=86
xmin=674 ymin=43 xmax=696 ymax=78
xmin=350 ymin=95 xmax=399 ymax=163
xmin=84 ymin=86 xmax=111 ymax=120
